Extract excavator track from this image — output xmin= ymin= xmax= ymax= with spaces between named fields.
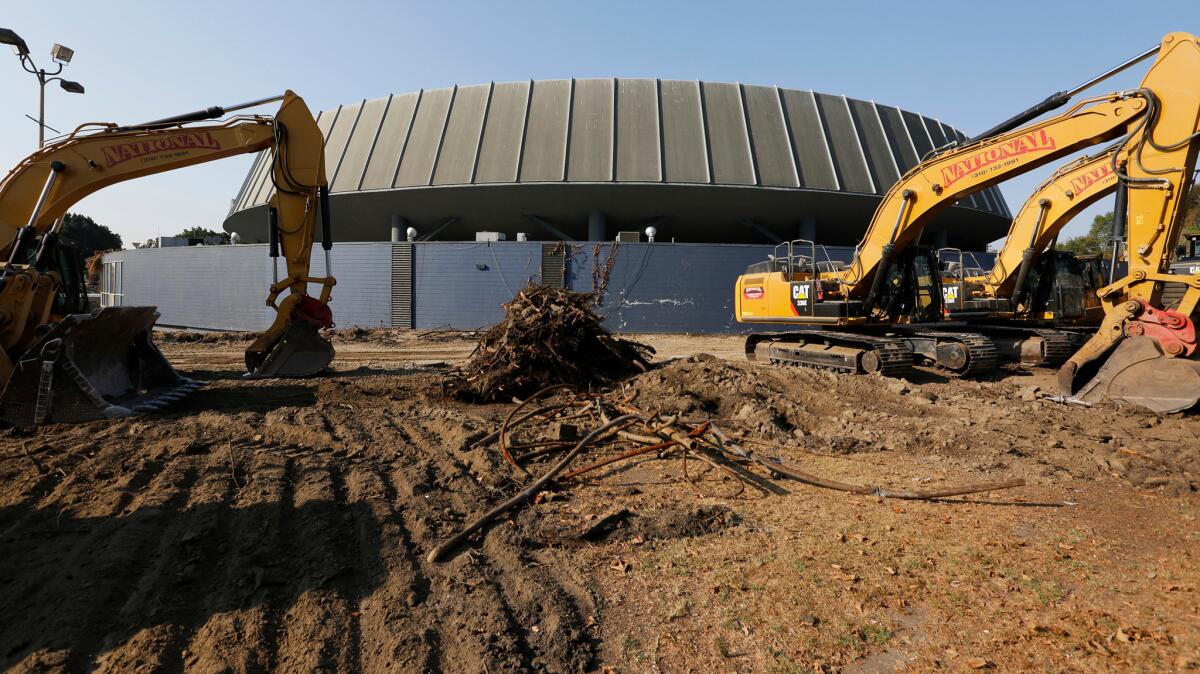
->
xmin=1017 ymin=327 xmax=1075 ymax=366
xmin=745 ymin=331 xmax=912 ymax=377
xmin=901 ymin=330 xmax=998 ymax=377
xmin=967 ymin=325 xmax=1077 ymax=367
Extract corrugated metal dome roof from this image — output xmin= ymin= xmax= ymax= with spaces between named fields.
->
xmin=225 ymin=79 xmax=1010 ymax=246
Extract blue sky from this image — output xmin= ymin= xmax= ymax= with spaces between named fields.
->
xmin=0 ymin=0 xmax=1195 ymax=246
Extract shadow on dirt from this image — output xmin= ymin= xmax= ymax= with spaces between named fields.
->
xmin=168 ymin=384 xmax=318 ymax=415
xmin=0 ymin=492 xmax=386 ymax=671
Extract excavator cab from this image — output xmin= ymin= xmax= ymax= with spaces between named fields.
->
xmin=1019 ymin=251 xmax=1103 ymax=322
xmin=47 ymin=241 xmax=88 ymax=316
xmin=938 ymin=248 xmax=1003 ymax=319
xmin=876 ymin=246 xmax=945 ymax=324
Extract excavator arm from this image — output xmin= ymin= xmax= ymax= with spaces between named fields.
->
xmin=835 ymin=92 xmax=1146 ymax=308
xmin=980 ymin=146 xmax=1121 ymax=300
xmin=0 ymin=91 xmax=329 ymax=300
xmin=1058 ymin=33 xmax=1200 ymax=411
xmin=0 ymin=91 xmax=336 ymax=424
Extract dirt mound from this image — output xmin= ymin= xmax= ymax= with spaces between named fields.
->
xmin=627 ymin=355 xmax=1198 ymax=493
xmin=448 ymin=286 xmax=654 ymax=402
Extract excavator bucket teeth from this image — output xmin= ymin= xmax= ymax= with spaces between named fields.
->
xmin=0 ymin=307 xmax=200 ymax=426
xmin=246 ymin=321 xmax=334 ymax=378
xmin=1072 ymin=336 xmax=1200 ymax=414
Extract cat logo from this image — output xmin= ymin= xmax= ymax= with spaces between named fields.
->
xmin=943 ymin=286 xmax=960 ymax=304
xmin=791 ymin=283 xmax=809 ymax=307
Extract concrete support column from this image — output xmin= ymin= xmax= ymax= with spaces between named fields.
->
xmin=588 ymin=209 xmax=607 ymax=241
xmin=390 ymin=214 xmax=407 ymax=243
xmin=797 ymin=216 xmax=817 ymax=242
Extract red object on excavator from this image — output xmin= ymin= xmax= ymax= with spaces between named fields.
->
xmin=1125 ymin=299 xmax=1196 ymax=357
xmin=293 ymin=295 xmax=334 ymax=329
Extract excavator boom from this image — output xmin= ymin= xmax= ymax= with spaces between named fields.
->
xmin=837 ymin=93 xmax=1145 ymax=306
xmin=0 ymin=91 xmax=336 ymax=425
xmin=982 ymin=147 xmax=1120 ymax=299
xmin=1059 ymin=32 xmax=1200 ymax=411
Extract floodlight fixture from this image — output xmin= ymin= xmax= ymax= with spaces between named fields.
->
xmin=0 ymin=28 xmax=29 ymax=56
xmin=50 ymin=43 xmax=73 ymax=64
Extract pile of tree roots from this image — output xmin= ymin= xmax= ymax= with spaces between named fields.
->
xmin=447 ymin=286 xmax=654 ymax=402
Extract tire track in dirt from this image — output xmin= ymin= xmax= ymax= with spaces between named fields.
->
xmin=185 ymin=449 xmax=297 ymax=673
xmin=388 ymin=415 xmax=597 ymax=673
xmin=347 ymin=464 xmax=438 ymax=672
xmin=270 ymin=453 xmax=367 ymax=672
xmin=65 ymin=455 xmax=206 ymax=672
xmin=95 ymin=447 xmax=237 ymax=673
xmin=1 ymin=373 xmax=598 ymax=673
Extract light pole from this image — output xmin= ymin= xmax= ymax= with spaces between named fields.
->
xmin=0 ymin=28 xmax=85 ymax=148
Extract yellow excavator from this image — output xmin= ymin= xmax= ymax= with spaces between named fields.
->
xmin=943 ymin=146 xmax=1119 ymax=325
xmin=736 ymin=32 xmax=1200 ymax=412
xmin=932 ymin=148 xmax=1119 ymax=364
xmin=0 ymin=91 xmax=337 ymax=425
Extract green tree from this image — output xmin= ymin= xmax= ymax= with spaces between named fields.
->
xmin=60 ymin=213 xmax=122 ymax=259
xmin=175 ymin=226 xmax=230 ymax=244
xmin=1058 ymin=211 xmax=1114 ymax=257
xmin=1183 ymin=182 xmax=1200 ymax=237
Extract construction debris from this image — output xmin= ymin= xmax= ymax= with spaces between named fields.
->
xmin=429 ymin=386 xmax=1026 ymax=562
xmin=446 ymin=285 xmax=654 ymax=402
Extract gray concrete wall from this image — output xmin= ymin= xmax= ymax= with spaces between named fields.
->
xmin=104 ymin=243 xmax=390 ymax=331
xmin=103 ymin=242 xmax=995 ymax=334
xmin=412 ymin=243 xmax=542 ymax=329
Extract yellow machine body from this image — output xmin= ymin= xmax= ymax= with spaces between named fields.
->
xmin=0 ymin=91 xmax=337 ymax=424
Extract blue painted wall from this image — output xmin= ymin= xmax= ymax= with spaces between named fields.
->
xmin=412 ymin=243 xmax=542 ymax=329
xmin=564 ymin=243 xmax=779 ymax=332
xmin=104 ymin=243 xmax=390 ymax=331
xmin=104 ymin=241 xmax=997 ymax=333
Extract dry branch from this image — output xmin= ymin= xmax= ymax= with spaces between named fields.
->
xmin=427 ymin=414 xmax=639 ymax=563
xmin=430 ymin=391 xmax=1030 ymax=563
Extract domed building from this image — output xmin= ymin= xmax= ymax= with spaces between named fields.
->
xmin=224 ymin=79 xmax=1009 ymax=248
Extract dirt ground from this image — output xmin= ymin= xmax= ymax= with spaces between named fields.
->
xmin=2 ymin=330 xmax=1198 ymax=673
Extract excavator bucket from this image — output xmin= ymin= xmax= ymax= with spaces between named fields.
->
xmin=0 ymin=307 xmax=201 ymax=426
xmin=245 ymin=319 xmax=334 ymax=378
xmin=1070 ymin=336 xmax=1200 ymax=413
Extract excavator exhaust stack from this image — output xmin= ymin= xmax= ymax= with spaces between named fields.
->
xmin=0 ymin=307 xmax=201 ymax=426
xmin=1067 ymin=336 xmax=1200 ymax=414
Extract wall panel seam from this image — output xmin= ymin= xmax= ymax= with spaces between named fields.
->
xmin=470 ymin=82 xmax=495 ymax=184
xmin=428 ymin=84 xmax=459 ymax=186
xmin=809 ymin=90 xmax=840 ymax=191
xmin=870 ymin=101 xmax=902 ymax=183
xmin=329 ymin=100 xmax=366 ymax=188
xmin=841 ymin=95 xmax=876 ymax=194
